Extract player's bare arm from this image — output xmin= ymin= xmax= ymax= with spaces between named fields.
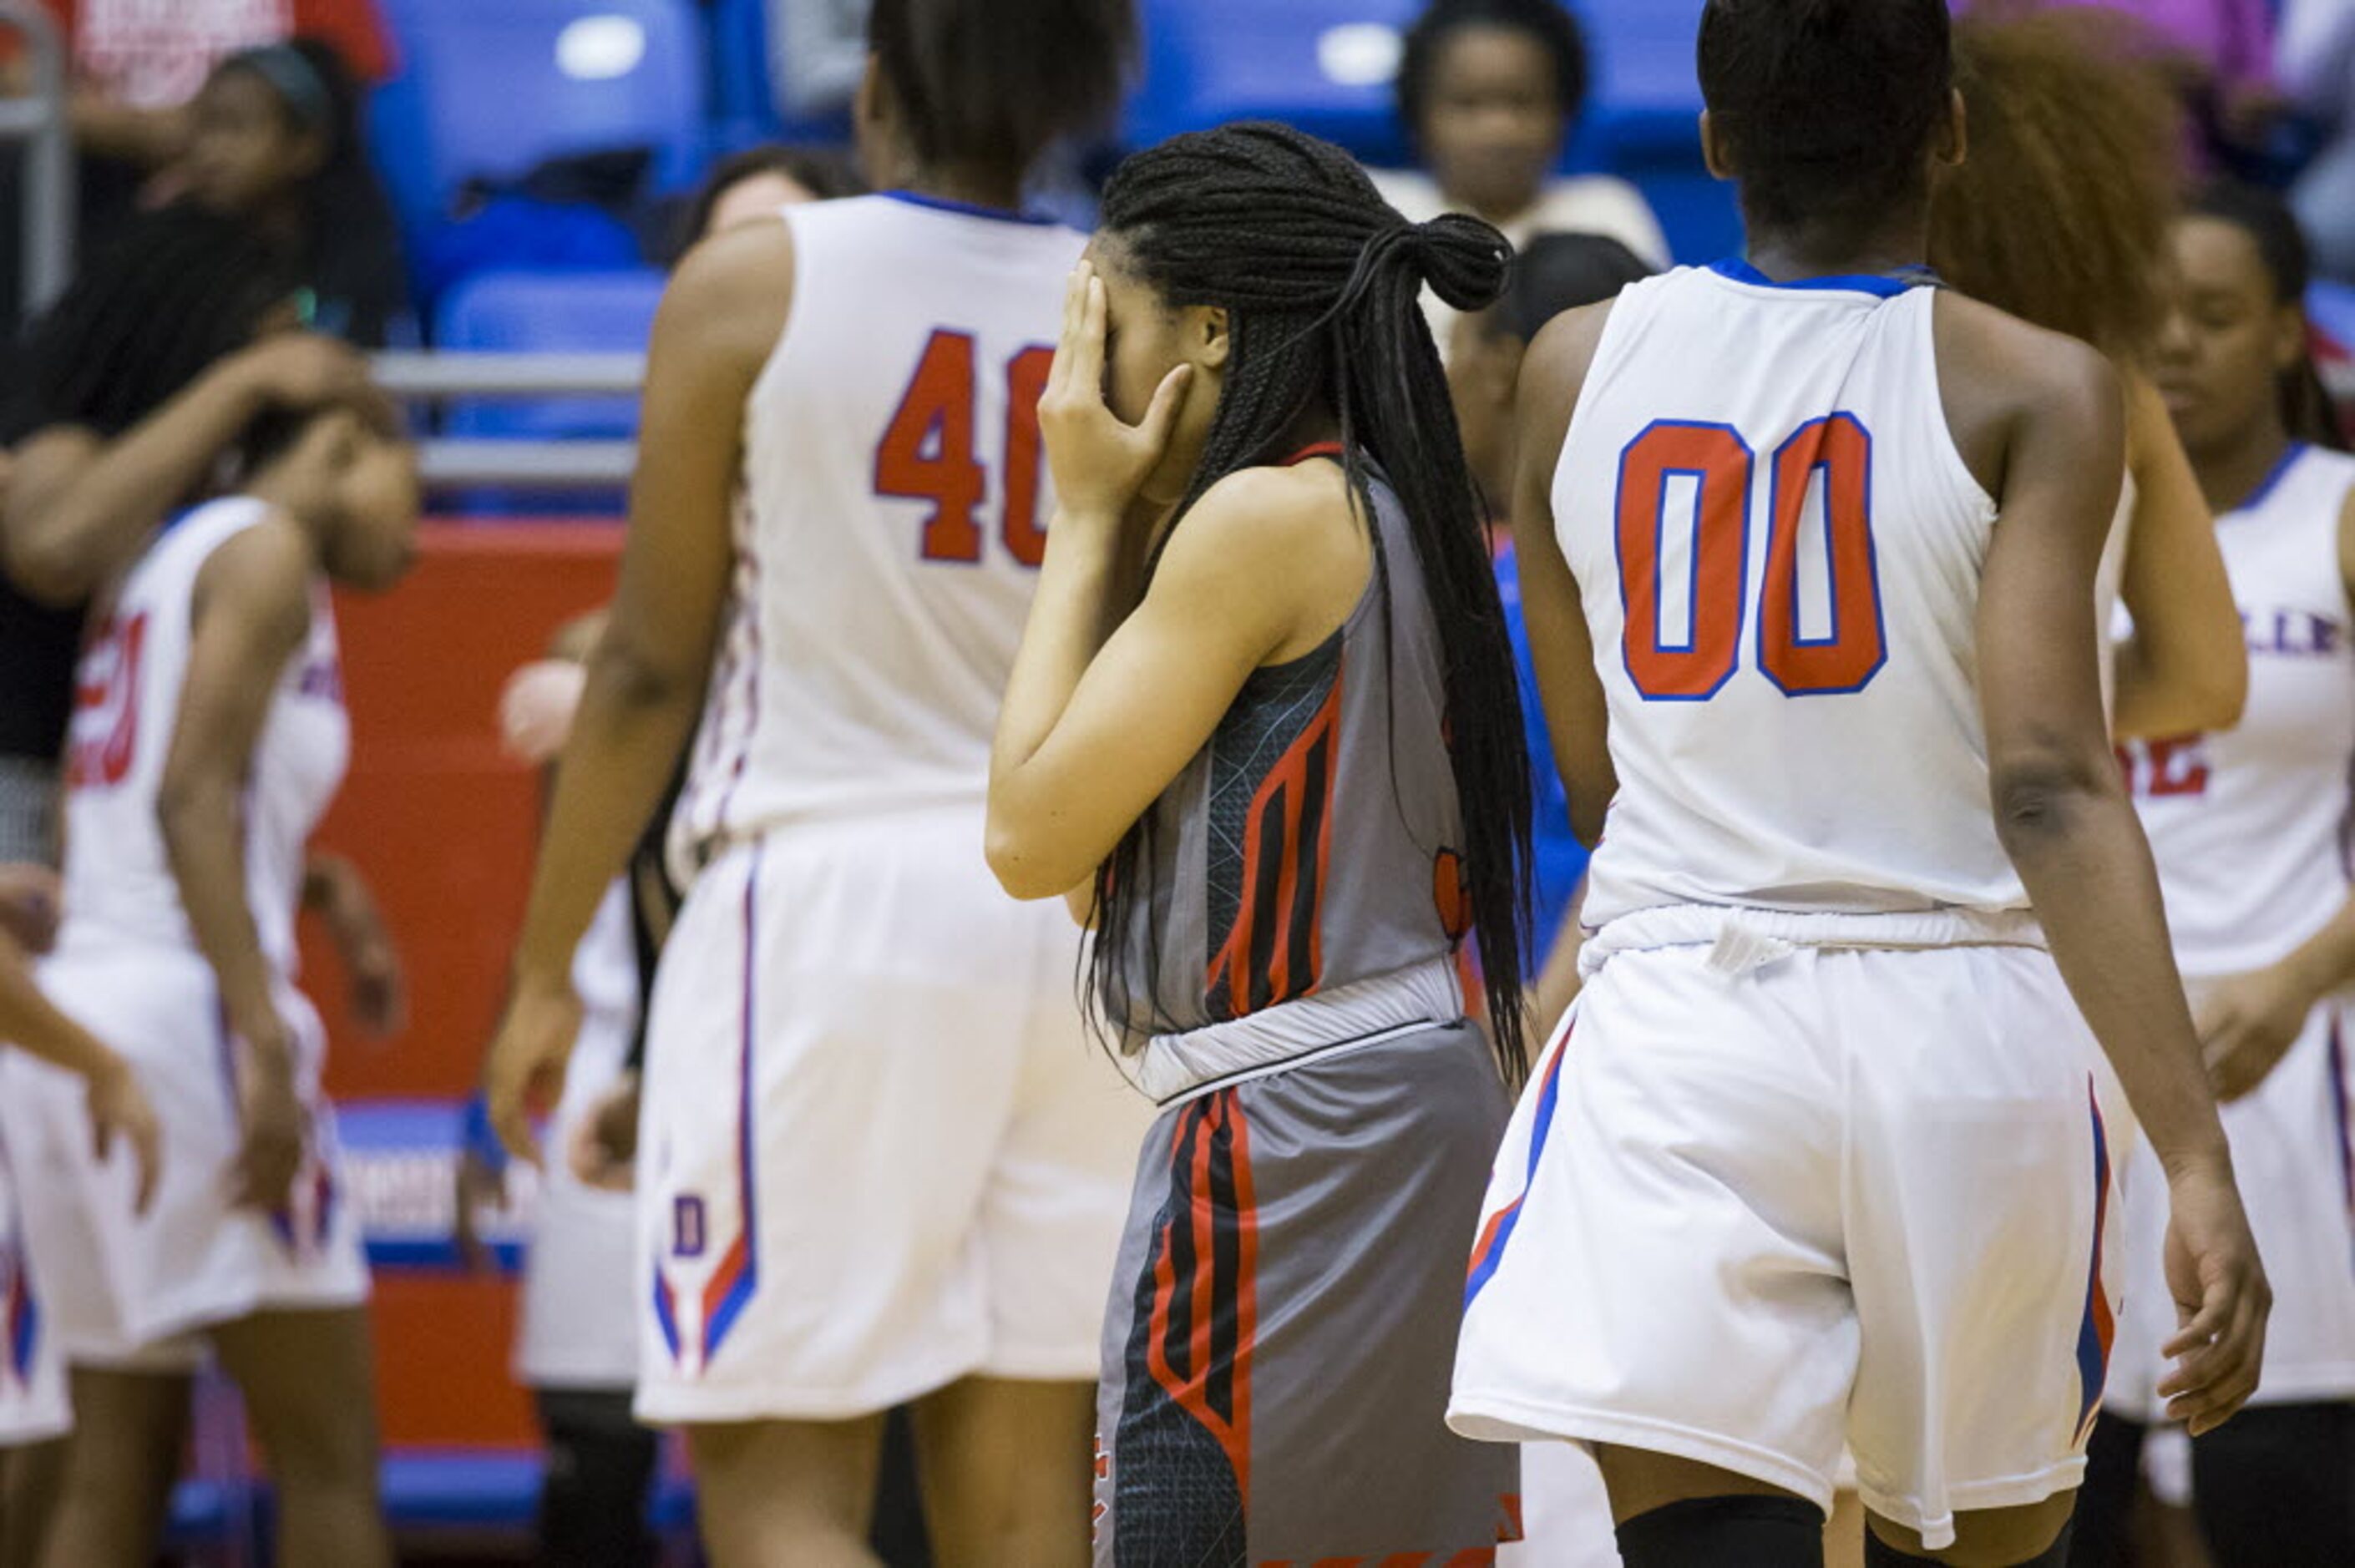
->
xmin=988 ymin=263 xmax=1364 ymax=900
xmin=161 ymin=516 xmax=317 ymax=1211
xmin=2 ymin=334 xmax=379 ymax=606
xmin=485 ymin=220 xmax=795 ymax=1162
xmin=1509 ymin=301 xmax=1618 ymax=848
xmin=1946 ymin=291 xmax=2269 ymax=1434
xmin=2113 ymin=370 xmax=2247 ymax=740
xmin=0 ymin=931 xmax=162 ymax=1211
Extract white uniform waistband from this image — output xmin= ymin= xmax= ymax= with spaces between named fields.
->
xmin=1131 ymin=958 xmax=1465 ymax=1107
xmin=1581 ymin=903 xmax=2046 ymax=980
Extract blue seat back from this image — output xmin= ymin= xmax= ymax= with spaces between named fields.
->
xmin=373 ymin=0 xmax=708 ymax=230
xmin=435 ymin=268 xmax=663 ymax=441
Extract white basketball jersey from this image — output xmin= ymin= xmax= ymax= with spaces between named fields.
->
xmin=1557 ymin=262 xmax=2026 ymax=934
xmin=58 ymin=498 xmax=347 ymax=975
xmin=2122 ymin=444 xmax=2355 ymax=976
xmin=672 ymin=193 xmax=1086 ymax=863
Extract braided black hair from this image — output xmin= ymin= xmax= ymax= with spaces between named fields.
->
xmin=2190 ymin=182 xmax=2348 ymax=453
xmin=1091 ymin=121 xmax=1535 ymax=1080
xmin=2 ymin=203 xmax=300 ymax=445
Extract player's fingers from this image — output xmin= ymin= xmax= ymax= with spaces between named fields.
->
xmin=1074 ymin=271 xmax=1108 ymax=394
xmin=130 ymin=1120 xmax=160 ymax=1216
xmin=1051 ymin=266 xmax=1086 ymax=392
xmin=1136 ymin=364 xmax=1193 ymax=450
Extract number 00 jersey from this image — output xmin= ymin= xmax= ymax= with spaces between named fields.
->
xmin=1556 ymin=261 xmax=2028 ymax=942
xmin=2121 ymin=445 xmax=2355 ymax=977
xmin=671 ymin=194 xmax=1086 ymax=867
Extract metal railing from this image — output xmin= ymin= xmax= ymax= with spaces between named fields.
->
xmin=0 ymin=0 xmax=74 ymax=316
xmin=372 ymin=350 xmax=648 ymax=492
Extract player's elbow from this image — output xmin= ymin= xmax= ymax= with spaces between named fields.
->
xmin=1988 ymin=749 xmax=2119 ymax=857
xmin=985 ymin=817 xmax=1080 ymax=903
xmin=0 ymin=517 xmax=98 ymax=608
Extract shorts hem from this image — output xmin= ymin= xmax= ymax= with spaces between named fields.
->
xmin=0 ymin=1414 xmax=70 ymax=1447
xmin=635 ymin=1351 xmax=984 ymax=1426
xmin=976 ymin=1348 xmax=1102 ymax=1384
xmin=1851 ymin=1455 xmax=2086 ymax=1553
xmin=131 ymin=1280 xmax=371 ymax=1351
xmin=1446 ymin=1389 xmax=1835 ymax=1515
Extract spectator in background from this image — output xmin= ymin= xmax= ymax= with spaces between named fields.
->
xmin=1372 ymin=0 xmax=1668 ymax=358
xmin=30 ymin=0 xmax=392 ymax=176
xmin=665 ymin=141 xmax=864 ymax=264
xmin=163 ymin=40 xmax=412 ymax=346
xmin=2281 ymin=0 xmax=2355 ymax=281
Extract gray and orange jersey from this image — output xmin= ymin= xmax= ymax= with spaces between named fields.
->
xmin=1112 ymin=447 xmax=1470 ymax=1042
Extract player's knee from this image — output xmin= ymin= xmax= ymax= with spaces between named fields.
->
xmin=1613 ymin=1495 xmax=1826 ymax=1567
xmin=1865 ymin=1495 xmax=2074 ymax=1567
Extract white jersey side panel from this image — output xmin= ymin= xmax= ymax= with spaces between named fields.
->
xmin=1556 ymin=265 xmax=2018 ymax=932
xmin=674 ymin=195 xmax=1086 ymax=858
xmin=2125 ymin=445 xmax=2355 ymax=974
xmin=58 ymin=498 xmax=347 ymax=975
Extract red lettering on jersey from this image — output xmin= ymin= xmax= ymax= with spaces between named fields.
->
xmin=877 ymin=329 xmax=987 ymax=563
xmin=2123 ymin=735 xmax=2211 ymax=800
xmin=66 ymin=611 xmax=148 ymax=789
xmin=1000 ymin=345 xmax=1055 ymax=567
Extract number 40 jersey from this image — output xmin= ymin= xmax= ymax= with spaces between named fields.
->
xmin=671 ymin=194 xmax=1084 ymax=867
xmin=1554 ymin=261 xmax=2030 ymax=943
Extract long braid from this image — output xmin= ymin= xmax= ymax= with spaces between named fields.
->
xmin=1091 ymin=122 xmax=1536 ymax=1081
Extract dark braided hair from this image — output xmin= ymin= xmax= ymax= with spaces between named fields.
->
xmin=1091 ymin=121 xmax=1535 ymax=1079
xmin=2 ymin=203 xmax=300 ymax=445
xmin=2189 ymin=182 xmax=2349 ymax=453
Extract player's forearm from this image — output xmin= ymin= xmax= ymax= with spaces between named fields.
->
xmin=2109 ymin=633 xmax=2248 ymax=741
xmin=0 ymin=938 xmax=123 ymax=1084
xmin=4 ymin=361 xmax=268 ymax=604
xmin=513 ymin=638 xmax=701 ymax=983
xmin=159 ymin=781 xmax=287 ymax=1050
xmin=1998 ymin=773 xmax=2230 ymax=1173
xmin=988 ymin=511 xmax=1131 ymax=896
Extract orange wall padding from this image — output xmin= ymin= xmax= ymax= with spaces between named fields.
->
xmin=302 ymin=519 xmax=620 ymax=1449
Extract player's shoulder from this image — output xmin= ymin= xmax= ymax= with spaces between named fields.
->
xmin=1184 ymin=461 xmax=1357 ymax=558
xmin=1931 ymin=290 xmax=2121 ymax=488
xmin=1932 ymin=290 xmax=2119 ymax=421
xmin=190 ymin=503 xmax=314 ymax=640
xmin=659 ymin=214 xmax=799 ymax=366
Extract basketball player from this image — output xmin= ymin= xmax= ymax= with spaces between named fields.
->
xmin=2 ymin=406 xmax=418 ymax=1568
xmin=1929 ymin=3 xmax=2246 ymax=742
xmin=479 ymin=3 xmax=1148 ymax=1563
xmin=988 ymin=121 xmax=1531 ymax=1561
xmin=1448 ymin=5 xmax=2269 ymax=1568
xmin=2093 ymin=185 xmax=2355 ymax=1568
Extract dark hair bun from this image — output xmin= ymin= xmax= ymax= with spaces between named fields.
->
xmin=1413 ymin=213 xmax=1512 ymax=312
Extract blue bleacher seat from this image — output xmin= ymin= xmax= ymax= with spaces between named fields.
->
xmin=372 ymin=0 xmax=710 ymax=234
xmin=1126 ymin=0 xmax=1422 ymax=164
xmin=435 ymin=268 xmax=664 ymax=441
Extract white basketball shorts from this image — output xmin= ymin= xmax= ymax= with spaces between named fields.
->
xmin=0 ymin=1127 xmax=68 ymax=1445
xmin=515 ymin=990 xmax=640 ymax=1392
xmin=634 ymin=809 xmax=1155 ymax=1424
xmin=1452 ymin=940 xmax=2135 ymax=1553
xmin=2106 ymin=989 xmax=2355 ymax=1421
xmin=2 ymin=936 xmax=367 ymax=1368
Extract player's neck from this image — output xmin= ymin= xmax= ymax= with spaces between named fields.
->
xmin=2193 ymin=423 xmax=2296 ymax=515
xmin=898 ymin=159 xmax=1026 ymax=215
xmin=1742 ymin=214 xmax=1929 ymax=288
